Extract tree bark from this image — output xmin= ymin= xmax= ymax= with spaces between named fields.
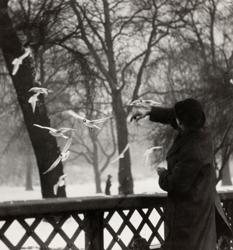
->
xmin=112 ymin=91 xmax=134 ymax=195
xmin=0 ymin=0 xmax=66 ymax=198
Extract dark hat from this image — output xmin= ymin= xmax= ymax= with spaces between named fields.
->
xmin=174 ymin=98 xmax=205 ymax=129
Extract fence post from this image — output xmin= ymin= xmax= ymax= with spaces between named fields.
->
xmin=84 ymin=210 xmax=104 ymax=250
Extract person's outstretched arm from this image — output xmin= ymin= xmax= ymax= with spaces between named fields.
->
xmin=130 ymin=106 xmax=178 ymax=129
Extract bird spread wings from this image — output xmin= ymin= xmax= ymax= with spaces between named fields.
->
xmin=130 ymin=99 xmax=161 ymax=107
xmin=43 ymin=138 xmax=72 ymax=174
xmin=34 ymin=124 xmax=57 ymax=132
xmin=67 ymin=110 xmax=85 ymax=120
xmin=111 ymin=143 xmax=130 ymax=163
xmin=68 ymin=110 xmax=112 ymax=122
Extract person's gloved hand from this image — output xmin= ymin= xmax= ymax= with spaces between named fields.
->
xmin=130 ymin=106 xmax=152 ymax=122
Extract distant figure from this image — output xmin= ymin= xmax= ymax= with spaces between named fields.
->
xmin=105 ymin=174 xmax=112 ymax=195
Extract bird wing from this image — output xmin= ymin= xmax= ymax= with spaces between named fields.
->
xmin=122 ymin=143 xmax=130 ymax=154
xmin=58 ymin=127 xmax=77 ymax=132
xmin=111 ymin=143 xmax=129 ymax=163
xmin=129 ymin=100 xmax=141 ymax=106
xmin=67 ymin=110 xmax=85 ymax=120
xmin=91 ymin=115 xmax=113 ymax=124
xmin=62 ymin=137 xmax=72 ymax=153
xmin=143 ymin=100 xmax=162 ymax=106
xmin=53 ymin=183 xmax=59 ymax=195
xmin=12 ymin=59 xmax=20 ymax=75
xmin=61 ymin=151 xmax=70 ymax=161
xmin=43 ymin=156 xmax=62 ymax=174
xmin=59 ymin=174 xmax=68 ymax=183
xmin=19 ymin=49 xmax=31 ymax=60
xmin=33 ymin=124 xmax=56 ymax=132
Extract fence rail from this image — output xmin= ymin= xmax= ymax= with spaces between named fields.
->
xmin=0 ymin=191 xmax=232 ymax=250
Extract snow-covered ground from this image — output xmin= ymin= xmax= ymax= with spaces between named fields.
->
xmin=0 ymin=176 xmax=167 ymax=250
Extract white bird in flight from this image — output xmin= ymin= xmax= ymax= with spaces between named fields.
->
xmin=28 ymin=93 xmax=40 ymax=113
xmin=130 ymin=99 xmax=162 ymax=107
xmin=111 ymin=143 xmax=130 ymax=163
xmin=43 ymin=138 xmax=72 ymax=174
xmin=12 ymin=47 xmax=31 ymax=75
xmin=53 ymin=174 xmax=68 ymax=195
xmin=67 ymin=110 xmax=113 ymax=129
xmin=29 ymin=87 xmax=52 ymax=95
xmin=34 ymin=124 xmax=76 ymax=139
xmin=144 ymin=146 xmax=162 ymax=167
xmin=28 ymin=87 xmax=51 ymax=113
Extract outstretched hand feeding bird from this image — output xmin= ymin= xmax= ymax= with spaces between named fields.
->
xmin=111 ymin=143 xmax=130 ymax=163
xmin=67 ymin=110 xmax=113 ymax=129
xmin=43 ymin=138 xmax=72 ymax=174
xmin=34 ymin=124 xmax=76 ymax=138
xmin=12 ymin=47 xmax=31 ymax=75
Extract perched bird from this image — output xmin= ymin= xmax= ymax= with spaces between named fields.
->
xmin=29 ymin=87 xmax=52 ymax=95
xmin=43 ymin=138 xmax=72 ymax=174
xmin=144 ymin=146 xmax=162 ymax=167
xmin=111 ymin=143 xmax=130 ymax=163
xmin=33 ymin=124 xmax=76 ymax=139
xmin=53 ymin=174 xmax=68 ymax=196
xmin=129 ymin=99 xmax=162 ymax=107
xmin=12 ymin=47 xmax=31 ymax=75
xmin=28 ymin=92 xmax=40 ymax=113
xmin=67 ymin=110 xmax=113 ymax=129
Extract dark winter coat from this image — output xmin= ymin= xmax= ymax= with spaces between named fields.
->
xmin=149 ymin=107 xmax=232 ymax=250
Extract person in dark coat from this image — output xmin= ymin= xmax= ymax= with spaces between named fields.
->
xmin=105 ymin=174 xmax=112 ymax=195
xmin=130 ymin=98 xmax=232 ymax=250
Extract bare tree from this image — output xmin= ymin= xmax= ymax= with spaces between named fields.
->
xmin=0 ymin=0 xmax=66 ymax=198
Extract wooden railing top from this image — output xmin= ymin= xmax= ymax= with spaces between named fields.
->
xmin=0 ymin=190 xmax=232 ymax=220
xmin=0 ymin=193 xmax=167 ymax=219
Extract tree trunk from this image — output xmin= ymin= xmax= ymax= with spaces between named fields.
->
xmin=25 ymin=160 xmax=33 ymax=191
xmin=222 ymin=160 xmax=232 ymax=186
xmin=0 ymin=0 xmax=66 ymax=198
xmin=112 ymin=91 xmax=134 ymax=195
xmin=89 ymin=130 xmax=102 ymax=193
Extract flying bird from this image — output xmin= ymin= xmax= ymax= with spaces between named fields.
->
xmin=28 ymin=92 xmax=40 ymax=113
xmin=67 ymin=110 xmax=113 ymax=129
xmin=53 ymin=174 xmax=68 ymax=195
xmin=12 ymin=47 xmax=31 ymax=75
xmin=43 ymin=138 xmax=72 ymax=174
xmin=144 ymin=146 xmax=162 ymax=167
xmin=29 ymin=87 xmax=52 ymax=95
xmin=129 ymin=99 xmax=162 ymax=107
xmin=111 ymin=143 xmax=130 ymax=163
xmin=33 ymin=124 xmax=76 ymax=138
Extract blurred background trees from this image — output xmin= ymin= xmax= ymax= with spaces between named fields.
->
xmin=0 ymin=0 xmax=232 ymax=197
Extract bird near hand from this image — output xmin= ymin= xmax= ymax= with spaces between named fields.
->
xmin=43 ymin=138 xmax=72 ymax=174
xmin=12 ymin=47 xmax=31 ymax=75
xmin=67 ymin=110 xmax=113 ymax=129
xmin=34 ymin=124 xmax=76 ymax=138
xmin=111 ymin=143 xmax=130 ymax=163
